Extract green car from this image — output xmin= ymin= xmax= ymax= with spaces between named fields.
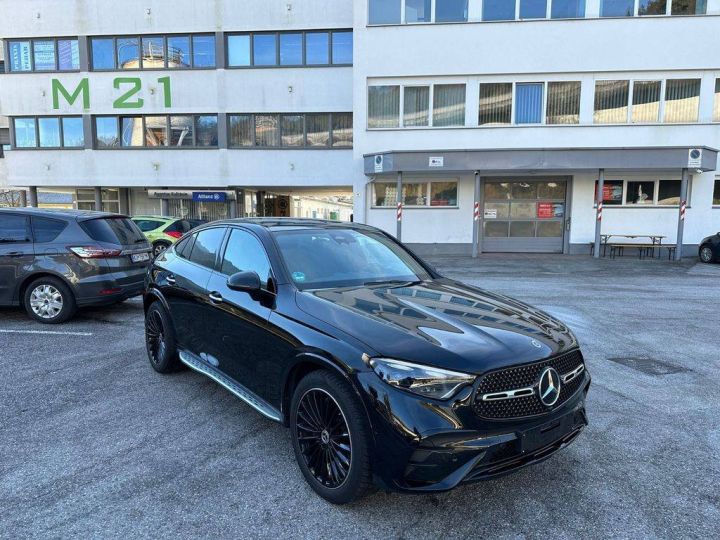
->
xmin=131 ymin=216 xmax=205 ymax=257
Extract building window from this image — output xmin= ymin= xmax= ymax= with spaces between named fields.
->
xmin=671 ymin=0 xmax=707 ymax=14
xmin=369 ymin=0 xmax=402 ymax=24
xmin=631 ymin=81 xmax=661 ymax=123
xmin=406 ymin=0 xmax=432 ymax=22
xmin=76 ymin=188 xmax=120 ymax=213
xmin=600 ymin=0 xmax=635 ymax=15
xmin=433 ymin=84 xmax=466 ymax=126
xmin=436 ymin=0 xmax=469 ymax=22
xmin=515 ymin=83 xmax=544 ymax=124
xmin=639 ymin=0 xmax=667 ymax=14
xmin=8 ymin=38 xmax=79 ymax=72
xmin=94 ymin=115 xmax=218 ymax=148
xmin=546 ymin=81 xmax=581 ymax=124
xmin=664 ymin=79 xmax=700 ymax=123
xmin=228 ymin=113 xmax=351 ymax=148
xmin=714 ymin=79 xmax=720 ymax=122
xmin=373 ymin=181 xmax=459 ymax=207
xmin=404 ymin=86 xmax=430 ymax=127
xmin=521 ymin=0 xmax=548 ymax=18
xmin=597 ymin=179 xmax=684 ymax=206
xmin=90 ymin=34 xmax=215 ymax=70
xmin=626 ymin=181 xmax=656 ymax=205
xmin=226 ymin=30 xmax=351 ymax=68
xmin=368 ymin=86 xmax=401 ymax=128
xmin=551 ymin=0 xmax=586 ymax=18
xmin=483 ymin=0 xmax=516 ymax=20
xmin=479 ymin=83 xmax=513 ymax=125
xmin=713 ymin=180 xmax=720 ymax=205
xmin=12 ymin=116 xmax=84 ymax=149
xmin=594 ymin=80 xmax=629 ymax=124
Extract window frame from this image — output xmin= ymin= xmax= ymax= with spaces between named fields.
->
xmin=218 ymin=226 xmax=275 ymax=291
xmin=227 ymin=113 xmax=352 ymax=149
xmin=11 ymin=115 xmax=85 ymax=150
xmin=371 ymin=180 xmax=460 ymax=209
xmin=6 ymin=37 xmax=81 ymax=73
xmin=595 ymin=178 xmax=687 ymax=207
xmin=93 ymin=114 xmax=218 ymax=149
xmin=369 ymin=83 xmax=468 ymax=129
xmin=224 ymin=29 xmax=352 ymax=69
xmin=712 ymin=179 xmax=720 ymax=207
xmin=90 ymin=33 xmax=216 ymax=71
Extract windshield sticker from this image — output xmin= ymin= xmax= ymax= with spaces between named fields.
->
xmin=292 ymin=271 xmax=306 ymax=283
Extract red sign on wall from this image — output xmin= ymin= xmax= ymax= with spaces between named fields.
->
xmin=537 ymin=202 xmax=554 ymax=218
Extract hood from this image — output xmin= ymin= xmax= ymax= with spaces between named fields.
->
xmin=295 ymin=278 xmax=577 ymax=375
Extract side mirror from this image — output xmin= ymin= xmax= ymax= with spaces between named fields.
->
xmin=227 ymin=271 xmax=261 ymax=293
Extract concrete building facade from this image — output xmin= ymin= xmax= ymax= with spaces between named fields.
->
xmin=1 ymin=0 xmax=720 ymax=255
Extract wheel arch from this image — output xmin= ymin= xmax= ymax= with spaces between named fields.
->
xmin=17 ymin=271 xmax=75 ymax=306
xmin=280 ymin=351 xmax=362 ymax=427
xmin=143 ymin=286 xmax=170 ymax=314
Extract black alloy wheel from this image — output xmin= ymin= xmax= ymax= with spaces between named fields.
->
xmin=144 ymin=302 xmax=180 ymax=373
xmin=296 ymin=388 xmax=352 ymax=489
xmin=290 ymin=370 xmax=373 ymax=504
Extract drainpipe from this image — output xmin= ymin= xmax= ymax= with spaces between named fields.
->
xmin=28 ymin=186 xmax=38 ymax=208
xmin=594 ymin=169 xmax=604 ymax=258
xmin=675 ymin=168 xmax=688 ymax=261
xmin=94 ymin=186 xmax=102 ymax=211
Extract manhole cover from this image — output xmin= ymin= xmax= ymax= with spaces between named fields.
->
xmin=607 ymin=357 xmax=689 ymax=376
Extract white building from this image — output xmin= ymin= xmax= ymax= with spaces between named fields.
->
xmin=1 ymin=0 xmax=719 ymax=256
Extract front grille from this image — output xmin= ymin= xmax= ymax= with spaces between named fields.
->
xmin=473 ymin=349 xmax=585 ymax=420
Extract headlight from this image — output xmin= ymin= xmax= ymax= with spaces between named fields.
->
xmin=369 ymin=358 xmax=476 ymax=400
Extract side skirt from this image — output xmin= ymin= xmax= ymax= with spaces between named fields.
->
xmin=178 ymin=350 xmax=282 ymax=423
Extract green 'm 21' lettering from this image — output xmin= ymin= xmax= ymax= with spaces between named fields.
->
xmin=50 ymin=77 xmax=172 ymax=109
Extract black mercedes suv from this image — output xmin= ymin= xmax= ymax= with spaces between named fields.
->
xmin=143 ymin=219 xmax=590 ymax=503
xmin=0 ymin=208 xmax=151 ymax=323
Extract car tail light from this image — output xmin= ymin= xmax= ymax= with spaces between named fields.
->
xmin=99 ymin=287 xmax=122 ymax=295
xmin=165 ymin=231 xmax=183 ymax=239
xmin=68 ymin=246 xmax=122 ymax=258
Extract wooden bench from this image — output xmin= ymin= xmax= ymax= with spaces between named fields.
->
xmin=609 ymin=243 xmax=677 ymax=260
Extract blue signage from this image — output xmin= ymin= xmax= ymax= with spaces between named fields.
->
xmin=192 ymin=191 xmax=226 ymax=202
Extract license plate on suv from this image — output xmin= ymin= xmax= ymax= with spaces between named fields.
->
xmin=131 ymin=252 xmax=150 ymax=263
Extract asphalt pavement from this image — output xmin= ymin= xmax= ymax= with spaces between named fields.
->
xmin=1 ymin=254 xmax=718 ymax=539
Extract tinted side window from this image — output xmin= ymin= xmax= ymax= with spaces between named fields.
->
xmin=165 ymin=219 xmax=192 ymax=233
xmin=31 ymin=216 xmax=67 ymax=243
xmin=220 ymin=229 xmax=272 ymax=287
xmin=0 ymin=214 xmax=30 ymax=242
xmin=188 ymin=228 xmax=226 ymax=268
xmin=174 ymin=234 xmax=194 ymax=258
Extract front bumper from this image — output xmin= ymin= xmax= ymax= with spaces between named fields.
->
xmin=357 ymin=368 xmax=590 ymax=493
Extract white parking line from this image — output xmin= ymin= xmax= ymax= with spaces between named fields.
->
xmin=0 ymin=329 xmax=93 ymax=337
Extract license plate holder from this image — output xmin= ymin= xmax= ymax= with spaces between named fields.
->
xmin=131 ymin=252 xmax=150 ymax=263
xmin=520 ymin=412 xmax=576 ymax=454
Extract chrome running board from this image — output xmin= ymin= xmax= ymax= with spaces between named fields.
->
xmin=179 ymin=350 xmax=282 ymax=422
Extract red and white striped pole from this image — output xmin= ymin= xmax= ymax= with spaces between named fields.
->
xmin=473 ymin=201 xmax=480 ymax=222
xmin=397 ymin=201 xmax=403 ymax=222
xmin=675 ymin=168 xmax=689 ymax=261
xmin=594 ymin=169 xmax=604 ymax=258
xmin=395 ymin=171 xmax=403 ymax=241
xmin=680 ymin=200 xmax=686 ymax=221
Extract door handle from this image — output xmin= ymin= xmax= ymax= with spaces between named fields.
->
xmin=208 ymin=292 xmax=223 ymax=304
xmin=166 ymin=275 xmax=176 ymax=285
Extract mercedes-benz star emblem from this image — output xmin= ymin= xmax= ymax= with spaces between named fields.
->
xmin=537 ymin=367 xmax=561 ymax=407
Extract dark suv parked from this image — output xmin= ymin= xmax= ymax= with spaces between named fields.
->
xmin=143 ymin=219 xmax=590 ymax=504
xmin=0 ymin=208 xmax=151 ymax=323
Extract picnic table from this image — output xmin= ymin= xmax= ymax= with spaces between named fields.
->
xmin=597 ymin=234 xmax=673 ymax=259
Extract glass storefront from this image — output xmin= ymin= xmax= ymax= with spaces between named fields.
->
xmin=482 ymin=178 xmax=568 ymax=253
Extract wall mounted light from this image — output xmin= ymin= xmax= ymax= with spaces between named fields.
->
xmin=146 ymin=8 xmax=151 ymax=15
xmin=290 ymin=163 xmax=295 ymax=171
xmin=45 ymin=164 xmax=51 ymax=171
xmin=288 ymin=85 xmax=293 ymax=93
xmin=152 ymin=163 xmax=160 ymax=171
xmin=287 ymin=3 xmax=292 ymax=11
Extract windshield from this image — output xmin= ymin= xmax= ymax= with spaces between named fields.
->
xmin=132 ymin=219 xmax=164 ymax=232
xmin=273 ymin=228 xmax=432 ymax=290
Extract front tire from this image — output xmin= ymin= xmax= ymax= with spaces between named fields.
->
xmin=290 ymin=370 xmax=374 ymax=504
xmin=145 ymin=302 xmax=181 ymax=373
xmin=699 ymin=245 xmax=714 ymax=263
xmin=23 ymin=277 xmax=76 ymax=324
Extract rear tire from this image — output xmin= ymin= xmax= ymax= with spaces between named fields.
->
xmin=23 ymin=277 xmax=76 ymax=324
xmin=699 ymin=245 xmax=714 ymax=263
xmin=145 ymin=302 xmax=181 ymax=373
xmin=153 ymin=241 xmax=171 ymax=258
xmin=289 ymin=370 xmax=374 ymax=504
